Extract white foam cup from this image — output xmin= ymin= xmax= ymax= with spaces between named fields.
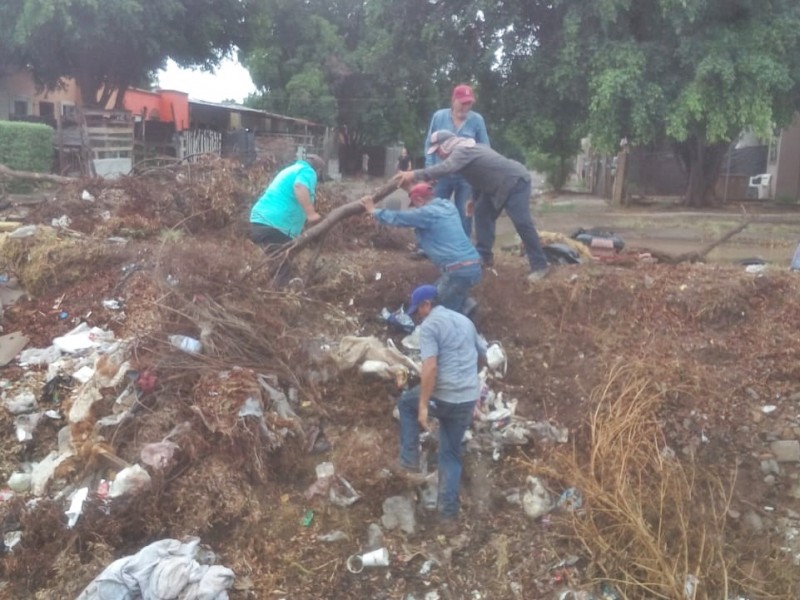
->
xmin=347 ymin=547 xmax=389 ymax=573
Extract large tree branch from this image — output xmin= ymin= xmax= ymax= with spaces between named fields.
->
xmin=636 ymin=219 xmax=752 ymax=264
xmin=243 ymin=179 xmax=403 ymax=285
xmin=286 ymin=179 xmax=400 ymax=256
xmin=0 ymin=164 xmax=75 ymax=184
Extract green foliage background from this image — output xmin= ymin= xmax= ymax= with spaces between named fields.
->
xmin=0 ymin=122 xmax=54 ymax=173
xmin=2 ymin=0 xmax=800 ymax=201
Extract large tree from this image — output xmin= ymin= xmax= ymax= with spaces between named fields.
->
xmin=496 ymin=0 xmax=800 ymax=205
xmin=241 ymin=0 xmax=500 ymax=147
xmin=0 ymin=0 xmax=245 ymax=108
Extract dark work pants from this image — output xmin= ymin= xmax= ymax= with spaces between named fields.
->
xmin=249 ymin=223 xmax=293 ymax=285
xmin=474 ymin=178 xmax=549 ymax=272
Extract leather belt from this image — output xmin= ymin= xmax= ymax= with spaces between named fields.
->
xmin=444 ymin=259 xmax=481 ymax=272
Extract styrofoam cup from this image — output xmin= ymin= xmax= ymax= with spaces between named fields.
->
xmin=346 ymin=547 xmax=389 ymax=573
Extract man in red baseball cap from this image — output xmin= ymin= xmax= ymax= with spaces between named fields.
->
xmin=359 ymin=183 xmax=481 ymax=316
xmin=423 ymin=84 xmax=490 ymax=238
xmin=451 ymin=84 xmax=475 ymax=104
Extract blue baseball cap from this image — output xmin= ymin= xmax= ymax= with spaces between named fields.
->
xmin=406 ymin=284 xmax=438 ymax=315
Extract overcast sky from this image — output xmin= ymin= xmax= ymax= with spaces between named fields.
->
xmin=156 ymin=57 xmax=257 ymax=104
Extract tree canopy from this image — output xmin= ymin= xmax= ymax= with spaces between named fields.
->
xmin=0 ymin=0 xmax=245 ymax=108
xmin=240 ymin=0 xmax=500 ymax=148
xmin=496 ymin=0 xmax=800 ymax=203
xmin=3 ymin=0 xmax=799 ymax=203
xmin=242 ymin=0 xmax=800 ymax=203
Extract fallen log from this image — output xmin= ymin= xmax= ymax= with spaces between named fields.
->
xmin=634 ymin=219 xmax=753 ymax=264
xmin=286 ymin=179 xmax=400 ymax=256
xmin=0 ymin=164 xmax=75 ymax=185
xmin=241 ymin=179 xmax=403 ymax=283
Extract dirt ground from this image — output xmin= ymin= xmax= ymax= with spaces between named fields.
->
xmin=1 ymin=165 xmax=800 ymax=599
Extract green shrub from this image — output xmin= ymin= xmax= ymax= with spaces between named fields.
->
xmin=775 ymin=194 xmax=799 ymax=205
xmin=0 ymin=121 xmax=54 ymax=172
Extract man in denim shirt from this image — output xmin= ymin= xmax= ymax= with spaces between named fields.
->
xmin=360 ymin=183 xmax=481 ymax=315
xmin=425 ymin=85 xmax=490 ymax=237
xmin=395 ymin=284 xmax=487 ymax=527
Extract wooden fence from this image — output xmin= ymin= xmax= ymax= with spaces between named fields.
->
xmin=176 ymin=129 xmax=222 ymax=162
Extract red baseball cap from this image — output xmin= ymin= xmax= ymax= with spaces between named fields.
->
xmin=452 ymin=84 xmax=475 ymax=104
xmin=409 ymin=182 xmax=434 ymax=202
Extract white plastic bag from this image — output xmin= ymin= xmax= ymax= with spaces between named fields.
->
xmin=109 ymin=465 xmax=152 ymax=498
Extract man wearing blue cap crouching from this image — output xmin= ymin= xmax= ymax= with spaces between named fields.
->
xmin=394 ymin=284 xmax=487 ymax=530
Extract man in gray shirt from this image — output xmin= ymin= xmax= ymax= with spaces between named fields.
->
xmin=393 ymin=130 xmax=549 ymax=281
xmin=395 ymin=284 xmax=487 ymax=527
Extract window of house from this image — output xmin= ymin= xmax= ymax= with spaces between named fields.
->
xmin=39 ymin=101 xmax=55 ymax=118
xmin=13 ymin=100 xmax=29 ymax=116
xmin=61 ymin=102 xmax=77 ymax=121
xmin=768 ymin=136 xmax=779 ymax=165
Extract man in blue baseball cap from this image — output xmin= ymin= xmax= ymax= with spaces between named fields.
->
xmin=395 ymin=284 xmax=487 ymax=530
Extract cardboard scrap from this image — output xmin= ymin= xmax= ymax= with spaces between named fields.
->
xmin=0 ymin=331 xmax=29 ymax=366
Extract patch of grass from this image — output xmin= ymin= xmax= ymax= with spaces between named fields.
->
xmin=159 ymin=228 xmax=185 ymax=243
xmin=0 ymin=230 xmax=125 ymax=296
xmin=525 ymin=363 xmax=800 ymax=599
xmin=536 ymin=201 xmax=577 ymax=215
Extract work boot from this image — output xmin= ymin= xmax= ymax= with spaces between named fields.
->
xmin=526 ymin=268 xmax=549 ymax=283
xmin=435 ymin=517 xmax=461 ymax=537
xmin=387 ymin=459 xmax=432 ymax=485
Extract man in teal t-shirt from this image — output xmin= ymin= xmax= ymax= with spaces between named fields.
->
xmin=250 ymin=154 xmax=325 ymax=248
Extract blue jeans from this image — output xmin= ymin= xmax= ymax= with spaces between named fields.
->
xmin=435 ymin=263 xmax=481 ymax=313
xmin=398 ymin=386 xmax=476 ymax=518
xmin=474 ymin=178 xmax=549 ymax=272
xmin=434 ymin=174 xmax=473 ymax=237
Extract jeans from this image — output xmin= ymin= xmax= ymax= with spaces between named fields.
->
xmin=434 ymin=174 xmax=473 ymax=237
xmin=435 ymin=263 xmax=482 ymax=313
xmin=474 ymin=178 xmax=549 ymax=272
xmin=398 ymin=386 xmax=476 ymax=518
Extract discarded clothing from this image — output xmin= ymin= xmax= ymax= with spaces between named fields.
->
xmin=542 ymin=243 xmax=583 ymax=265
xmin=332 ymin=336 xmax=420 ymax=374
xmin=572 ymin=227 xmax=625 ymax=252
xmin=75 ymin=537 xmax=235 ymax=600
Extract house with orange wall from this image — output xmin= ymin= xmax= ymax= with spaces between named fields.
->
xmin=109 ymin=88 xmax=190 ymax=130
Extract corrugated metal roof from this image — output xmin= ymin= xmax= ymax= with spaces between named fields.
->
xmin=187 ymin=98 xmax=318 ymax=127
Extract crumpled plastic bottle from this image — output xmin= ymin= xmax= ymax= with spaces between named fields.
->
xmin=168 ymin=335 xmax=202 ymax=354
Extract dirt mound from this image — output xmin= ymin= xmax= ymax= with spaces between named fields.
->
xmin=3 ymin=167 xmax=800 ymax=599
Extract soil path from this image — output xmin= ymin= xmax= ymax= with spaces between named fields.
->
xmin=339 ymin=176 xmax=800 ymax=265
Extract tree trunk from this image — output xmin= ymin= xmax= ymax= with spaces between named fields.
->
xmin=0 ymin=164 xmax=75 ymax=184
xmin=75 ymin=74 xmax=96 ymax=108
xmin=97 ymin=82 xmax=115 ymax=111
xmin=287 ymin=179 xmax=400 ymax=255
xmin=675 ymin=137 xmax=729 ymax=207
xmin=113 ymin=84 xmax=129 ymax=110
